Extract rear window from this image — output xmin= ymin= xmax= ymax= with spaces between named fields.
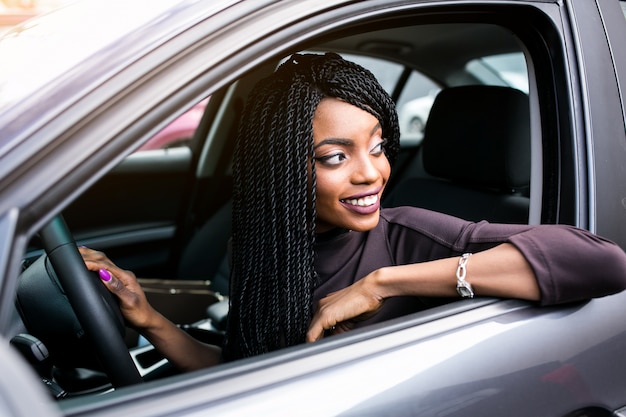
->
xmin=466 ymin=52 xmax=528 ymax=93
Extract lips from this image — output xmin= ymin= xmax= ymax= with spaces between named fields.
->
xmin=339 ymin=190 xmax=381 ymax=215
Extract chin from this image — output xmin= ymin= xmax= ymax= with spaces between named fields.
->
xmin=347 ymin=215 xmax=381 ymax=232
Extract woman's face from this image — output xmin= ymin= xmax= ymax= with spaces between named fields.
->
xmin=312 ymin=97 xmax=391 ymax=233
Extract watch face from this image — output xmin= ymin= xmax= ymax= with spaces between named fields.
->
xmin=457 ymin=282 xmax=474 ymax=298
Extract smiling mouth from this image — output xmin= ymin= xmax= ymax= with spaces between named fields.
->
xmin=340 ymin=194 xmax=379 ymax=207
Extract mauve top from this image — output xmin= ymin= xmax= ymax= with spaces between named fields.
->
xmin=313 ymin=206 xmax=626 ymax=326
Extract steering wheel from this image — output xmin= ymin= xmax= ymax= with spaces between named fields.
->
xmin=37 ymin=215 xmax=143 ymax=388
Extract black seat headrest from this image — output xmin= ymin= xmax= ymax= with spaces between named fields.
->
xmin=422 ymin=85 xmax=530 ymax=191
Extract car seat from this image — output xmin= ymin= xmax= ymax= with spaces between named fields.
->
xmin=385 ymin=85 xmax=531 ymax=224
xmin=176 ymin=199 xmax=232 ymax=296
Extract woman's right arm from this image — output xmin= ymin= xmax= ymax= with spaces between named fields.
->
xmin=80 ymin=247 xmax=222 ymax=372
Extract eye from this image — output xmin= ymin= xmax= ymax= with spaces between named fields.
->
xmin=370 ymin=139 xmax=387 ymax=155
xmin=315 ymin=152 xmax=347 ymax=166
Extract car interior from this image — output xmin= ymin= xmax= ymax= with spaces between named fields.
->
xmin=384 ymin=84 xmax=531 ymax=224
xmin=12 ymin=12 xmax=553 ymax=399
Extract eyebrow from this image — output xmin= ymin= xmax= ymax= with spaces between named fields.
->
xmin=313 ymin=137 xmax=353 ymax=150
xmin=313 ymin=123 xmax=382 ymax=150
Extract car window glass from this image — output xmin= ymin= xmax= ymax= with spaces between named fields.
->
xmin=622 ymin=0 xmax=626 ymax=17
xmin=340 ymin=53 xmax=404 ymax=93
xmin=396 ymin=73 xmax=441 ymax=145
xmin=466 ymin=52 xmax=528 ymax=93
xmin=336 ymin=53 xmax=441 ymax=146
xmin=137 ymin=97 xmax=209 ymax=152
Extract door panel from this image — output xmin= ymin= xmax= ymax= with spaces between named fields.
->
xmin=61 ymin=148 xmax=192 ymax=276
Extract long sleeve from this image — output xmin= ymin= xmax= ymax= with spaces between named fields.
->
xmin=507 ymin=225 xmax=626 ymax=305
xmin=382 ymin=207 xmax=626 ymax=306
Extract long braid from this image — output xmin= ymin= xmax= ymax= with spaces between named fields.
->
xmin=225 ymin=53 xmax=399 ymax=360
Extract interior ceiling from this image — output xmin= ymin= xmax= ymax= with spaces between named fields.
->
xmin=314 ymin=23 xmax=522 ymax=76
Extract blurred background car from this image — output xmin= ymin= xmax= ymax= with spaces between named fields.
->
xmin=138 ymin=98 xmax=209 ymax=151
xmin=397 ymin=89 xmax=439 ymax=144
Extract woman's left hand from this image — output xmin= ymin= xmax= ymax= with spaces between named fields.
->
xmin=306 ymin=274 xmax=384 ymax=342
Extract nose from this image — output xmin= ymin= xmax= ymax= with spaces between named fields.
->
xmin=351 ymin=154 xmax=381 ymax=184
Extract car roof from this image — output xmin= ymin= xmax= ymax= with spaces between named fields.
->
xmin=0 ymin=0 xmax=239 ymax=114
xmin=0 ymin=0 xmax=524 ymax=116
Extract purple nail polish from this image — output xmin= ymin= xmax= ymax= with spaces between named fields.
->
xmin=99 ymin=269 xmax=112 ymax=282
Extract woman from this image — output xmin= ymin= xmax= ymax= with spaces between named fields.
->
xmin=81 ymin=53 xmax=626 ymax=370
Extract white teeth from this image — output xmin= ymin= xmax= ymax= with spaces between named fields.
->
xmin=342 ymin=195 xmax=378 ymax=207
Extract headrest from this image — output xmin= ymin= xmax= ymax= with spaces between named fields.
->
xmin=422 ymin=85 xmax=530 ymax=191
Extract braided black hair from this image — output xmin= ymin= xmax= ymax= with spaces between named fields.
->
xmin=225 ymin=53 xmax=400 ymax=360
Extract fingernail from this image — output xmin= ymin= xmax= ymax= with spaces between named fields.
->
xmin=99 ymin=269 xmax=112 ymax=282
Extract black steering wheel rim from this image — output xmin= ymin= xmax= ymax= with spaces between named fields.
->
xmin=40 ymin=215 xmax=143 ymax=388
